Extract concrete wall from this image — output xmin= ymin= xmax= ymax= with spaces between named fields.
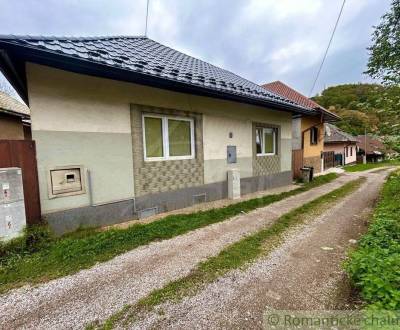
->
xmin=26 ymin=63 xmax=293 ymax=227
xmin=0 ymin=113 xmax=25 ymax=139
xmin=291 ymin=117 xmax=302 ymax=150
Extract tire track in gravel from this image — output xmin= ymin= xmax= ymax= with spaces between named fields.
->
xmin=0 ymin=174 xmax=358 ymax=329
xmin=132 ymin=171 xmax=388 ymax=330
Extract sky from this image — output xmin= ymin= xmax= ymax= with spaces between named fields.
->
xmin=0 ymin=0 xmax=391 ymax=99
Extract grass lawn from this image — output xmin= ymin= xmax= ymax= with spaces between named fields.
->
xmin=96 ymin=177 xmax=365 ymax=329
xmin=345 ymin=170 xmax=400 ymax=310
xmin=0 ymin=173 xmax=338 ymax=294
xmin=344 ymin=160 xmax=400 ymax=172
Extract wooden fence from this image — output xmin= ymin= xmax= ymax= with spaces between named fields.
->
xmin=0 ymin=140 xmax=41 ymax=225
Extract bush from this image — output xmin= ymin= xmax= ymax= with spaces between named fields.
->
xmin=345 ymin=171 xmax=400 ymax=310
xmin=0 ymin=225 xmax=53 ymax=261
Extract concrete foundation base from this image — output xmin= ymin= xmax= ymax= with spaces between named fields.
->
xmin=45 ymin=171 xmax=292 ymax=235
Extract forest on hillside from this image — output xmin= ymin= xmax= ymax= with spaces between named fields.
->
xmin=312 ymin=83 xmax=400 ymax=152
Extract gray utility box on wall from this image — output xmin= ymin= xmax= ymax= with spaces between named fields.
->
xmin=0 ymin=168 xmax=26 ymax=241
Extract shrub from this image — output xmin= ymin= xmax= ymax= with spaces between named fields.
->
xmin=0 ymin=225 xmax=53 ymax=261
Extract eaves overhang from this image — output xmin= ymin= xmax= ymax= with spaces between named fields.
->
xmin=0 ymin=40 xmax=317 ymax=116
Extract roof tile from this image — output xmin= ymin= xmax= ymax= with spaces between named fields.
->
xmin=0 ymin=35 xmax=314 ymax=113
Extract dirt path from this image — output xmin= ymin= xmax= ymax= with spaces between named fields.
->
xmin=0 ymin=174 xmax=359 ymax=329
xmin=132 ymin=170 xmax=389 ymax=330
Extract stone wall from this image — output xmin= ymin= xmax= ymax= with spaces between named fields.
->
xmin=304 ymin=155 xmax=321 ymax=173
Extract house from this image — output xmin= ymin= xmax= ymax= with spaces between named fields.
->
xmin=0 ymin=35 xmax=317 ymax=233
xmin=0 ymin=91 xmax=31 ymax=139
xmin=262 ymin=81 xmax=339 ymax=176
xmin=355 ymin=135 xmax=390 ymax=162
xmin=324 ymin=123 xmax=357 ymax=165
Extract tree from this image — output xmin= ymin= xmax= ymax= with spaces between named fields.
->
xmin=313 ymin=83 xmax=400 ymax=153
xmin=365 ymin=0 xmax=400 ymax=85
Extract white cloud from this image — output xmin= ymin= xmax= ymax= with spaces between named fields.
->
xmin=0 ymin=0 xmax=392 ymax=96
xmin=266 ymin=40 xmax=320 ymax=74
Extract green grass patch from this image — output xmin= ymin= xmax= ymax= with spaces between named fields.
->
xmin=345 ymin=171 xmax=400 ymax=310
xmin=344 ymin=160 xmax=400 ymax=172
xmin=0 ymin=173 xmax=338 ymax=294
xmin=97 ymin=177 xmax=365 ymax=329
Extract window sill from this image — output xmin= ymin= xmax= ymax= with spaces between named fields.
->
xmin=144 ymin=155 xmax=195 ymax=162
xmin=256 ymin=153 xmax=276 ymax=157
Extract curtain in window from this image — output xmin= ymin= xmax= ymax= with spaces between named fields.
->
xmin=256 ymin=128 xmax=263 ymax=154
xmin=144 ymin=117 xmax=163 ymax=157
xmin=168 ymin=119 xmax=191 ymax=156
xmin=264 ymin=129 xmax=274 ymax=154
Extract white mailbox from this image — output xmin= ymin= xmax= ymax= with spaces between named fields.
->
xmin=228 ymin=169 xmax=241 ymax=200
xmin=48 ymin=166 xmax=86 ymax=198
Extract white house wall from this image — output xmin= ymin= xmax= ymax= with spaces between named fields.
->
xmin=27 ymin=63 xmax=293 ymax=231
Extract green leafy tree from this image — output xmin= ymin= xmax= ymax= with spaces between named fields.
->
xmin=365 ymin=0 xmax=400 ymax=85
xmin=313 ymin=84 xmax=400 ymax=153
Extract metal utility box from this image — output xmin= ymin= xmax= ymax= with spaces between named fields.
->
xmin=227 ymin=169 xmax=240 ymax=199
xmin=0 ymin=168 xmax=26 ymax=241
xmin=227 ymin=145 xmax=237 ymax=164
xmin=48 ymin=166 xmax=85 ymax=198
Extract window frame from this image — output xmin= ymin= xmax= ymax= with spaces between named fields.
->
xmin=310 ymin=127 xmax=318 ymax=145
xmin=142 ymin=114 xmax=195 ymax=162
xmin=256 ymin=127 xmax=277 ymax=156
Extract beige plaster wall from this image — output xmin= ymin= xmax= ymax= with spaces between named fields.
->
xmin=27 ymin=63 xmax=292 ymax=213
xmin=0 ymin=114 xmax=24 ymax=139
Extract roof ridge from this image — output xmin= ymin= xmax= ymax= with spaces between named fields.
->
xmin=0 ymin=35 xmax=147 ymax=41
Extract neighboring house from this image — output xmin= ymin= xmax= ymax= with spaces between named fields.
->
xmin=324 ymin=123 xmax=357 ymax=165
xmin=262 ymin=81 xmax=339 ymax=175
xmin=356 ymin=135 xmax=390 ymax=162
xmin=0 ymin=91 xmax=31 ymax=139
xmin=0 ymin=36 xmax=316 ymax=233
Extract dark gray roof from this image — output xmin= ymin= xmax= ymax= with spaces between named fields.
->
xmin=324 ymin=123 xmax=357 ymax=143
xmin=0 ymin=35 xmax=314 ymax=114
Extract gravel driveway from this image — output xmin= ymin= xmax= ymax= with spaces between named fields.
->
xmin=131 ymin=170 xmax=389 ymax=329
xmin=0 ymin=173 xmax=373 ymax=329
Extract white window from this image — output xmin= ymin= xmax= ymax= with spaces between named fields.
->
xmin=143 ymin=114 xmax=195 ymax=161
xmin=256 ymin=127 xmax=277 ymax=156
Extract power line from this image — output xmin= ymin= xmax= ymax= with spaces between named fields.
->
xmin=145 ymin=0 xmax=150 ymax=36
xmin=309 ymin=0 xmax=346 ymax=96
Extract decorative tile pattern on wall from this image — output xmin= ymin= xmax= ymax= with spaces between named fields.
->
xmin=130 ymin=104 xmax=204 ymax=197
xmin=253 ymin=154 xmax=281 ymax=176
xmin=252 ymin=122 xmax=282 ymax=176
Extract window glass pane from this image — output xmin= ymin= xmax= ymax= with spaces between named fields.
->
xmin=256 ymin=128 xmax=263 ymax=154
xmin=168 ymin=119 xmax=191 ymax=156
xmin=144 ymin=117 xmax=163 ymax=157
xmin=264 ymin=129 xmax=274 ymax=154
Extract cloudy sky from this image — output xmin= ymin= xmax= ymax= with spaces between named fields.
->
xmin=0 ymin=0 xmax=391 ymax=98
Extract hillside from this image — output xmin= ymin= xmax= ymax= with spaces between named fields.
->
xmin=312 ymin=83 xmax=400 ymax=152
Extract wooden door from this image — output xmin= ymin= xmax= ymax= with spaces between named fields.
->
xmin=323 ymin=151 xmax=335 ymax=170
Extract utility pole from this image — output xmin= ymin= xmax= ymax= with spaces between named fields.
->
xmin=145 ymin=0 xmax=150 ymax=37
xmin=364 ymin=127 xmax=367 ymax=164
